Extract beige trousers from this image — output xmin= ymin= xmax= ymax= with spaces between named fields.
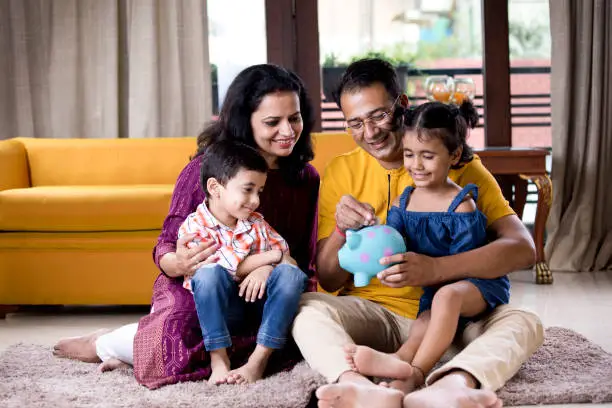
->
xmin=291 ymin=292 xmax=544 ymax=390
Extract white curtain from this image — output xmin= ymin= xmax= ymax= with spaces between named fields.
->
xmin=0 ymin=0 xmax=211 ymax=140
xmin=546 ymin=0 xmax=612 ymax=271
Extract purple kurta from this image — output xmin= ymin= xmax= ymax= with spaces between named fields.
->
xmin=133 ymin=156 xmax=320 ymax=389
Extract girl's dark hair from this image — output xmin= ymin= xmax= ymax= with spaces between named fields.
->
xmin=402 ymin=100 xmax=479 ymax=168
xmin=195 ymin=64 xmax=315 ymax=182
xmin=200 ymin=141 xmax=268 ymax=192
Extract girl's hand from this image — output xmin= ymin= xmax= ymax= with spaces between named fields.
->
xmin=176 ymin=233 xmax=220 ymax=277
xmin=239 ymin=265 xmax=273 ymax=302
xmin=377 ymin=252 xmax=440 ymax=287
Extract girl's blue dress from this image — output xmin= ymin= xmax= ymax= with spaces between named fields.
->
xmin=386 ymin=184 xmax=510 ymax=324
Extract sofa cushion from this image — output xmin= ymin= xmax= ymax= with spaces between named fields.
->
xmin=0 ymin=185 xmax=174 ymax=231
xmin=18 ymin=137 xmax=195 ymax=186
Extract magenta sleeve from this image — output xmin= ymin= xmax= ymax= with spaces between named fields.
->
xmin=153 ymin=157 xmax=205 ymax=272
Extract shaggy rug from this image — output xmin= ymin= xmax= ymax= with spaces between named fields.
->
xmin=1 ymin=327 xmax=611 ymax=407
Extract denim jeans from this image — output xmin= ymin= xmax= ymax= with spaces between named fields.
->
xmin=190 ymin=263 xmax=307 ymax=351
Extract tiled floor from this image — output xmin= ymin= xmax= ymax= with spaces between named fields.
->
xmin=1 ymin=270 xmax=611 ymax=407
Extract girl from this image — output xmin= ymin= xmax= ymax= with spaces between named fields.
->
xmin=344 ymin=100 xmax=511 ymax=391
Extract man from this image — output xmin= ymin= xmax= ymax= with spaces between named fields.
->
xmin=291 ymin=58 xmax=544 ymax=408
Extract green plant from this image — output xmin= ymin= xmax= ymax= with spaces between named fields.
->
xmin=322 ymin=52 xmax=345 ymax=67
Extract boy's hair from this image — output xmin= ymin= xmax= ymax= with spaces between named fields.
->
xmin=403 ymin=100 xmax=479 ymax=169
xmin=200 ymin=141 xmax=268 ymax=191
xmin=332 ymin=58 xmax=403 ymax=109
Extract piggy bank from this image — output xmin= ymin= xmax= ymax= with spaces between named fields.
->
xmin=338 ymin=225 xmax=407 ymax=287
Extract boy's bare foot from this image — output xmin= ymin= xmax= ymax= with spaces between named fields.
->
xmin=209 ymin=350 xmax=231 ymax=385
xmin=344 ymin=344 xmax=414 ymax=379
xmin=98 ymin=358 xmax=129 ymax=372
xmin=224 ymin=359 xmax=267 ymax=385
xmin=53 ymin=329 xmax=111 ymax=363
xmin=316 ymin=382 xmax=404 ymax=408
xmin=403 ymin=373 xmax=502 ymax=408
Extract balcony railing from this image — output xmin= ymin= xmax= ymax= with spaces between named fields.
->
xmin=321 ymin=66 xmax=552 ymax=132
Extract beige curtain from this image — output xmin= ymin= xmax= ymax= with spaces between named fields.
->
xmin=546 ymin=0 xmax=612 ymax=271
xmin=0 ymin=0 xmax=211 ymax=140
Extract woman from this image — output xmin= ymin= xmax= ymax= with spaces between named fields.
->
xmin=53 ymin=64 xmax=320 ymax=389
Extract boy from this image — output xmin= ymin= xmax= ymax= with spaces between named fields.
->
xmin=180 ymin=141 xmax=307 ymax=385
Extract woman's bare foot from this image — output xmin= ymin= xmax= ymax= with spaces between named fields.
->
xmin=53 ymin=329 xmax=111 ymax=363
xmin=344 ymin=344 xmax=414 ymax=379
xmin=208 ymin=349 xmax=231 ymax=385
xmin=316 ymin=383 xmax=404 ymax=408
xmin=98 ymin=358 xmax=129 ymax=372
xmin=403 ymin=372 xmax=502 ymax=408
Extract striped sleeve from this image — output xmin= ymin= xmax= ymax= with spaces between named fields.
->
xmin=261 ymin=221 xmax=289 ymax=252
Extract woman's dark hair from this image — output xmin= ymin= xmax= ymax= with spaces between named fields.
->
xmin=195 ymin=64 xmax=315 ymax=182
xmin=200 ymin=141 xmax=268 ymax=193
xmin=402 ymin=100 xmax=479 ymax=168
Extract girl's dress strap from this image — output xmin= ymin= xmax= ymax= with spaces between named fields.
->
xmin=399 ymin=186 xmax=415 ymax=210
xmin=447 ymin=183 xmax=479 ymax=213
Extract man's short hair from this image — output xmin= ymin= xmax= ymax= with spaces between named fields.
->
xmin=332 ymin=58 xmax=403 ymax=108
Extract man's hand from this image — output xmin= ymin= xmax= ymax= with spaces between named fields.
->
xmin=376 ymin=252 xmax=440 ymax=288
xmin=239 ymin=265 xmax=273 ymax=302
xmin=335 ymin=195 xmax=377 ymax=232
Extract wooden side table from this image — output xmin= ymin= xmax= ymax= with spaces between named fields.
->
xmin=475 ymin=148 xmax=553 ymax=284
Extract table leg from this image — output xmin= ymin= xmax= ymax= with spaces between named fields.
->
xmin=513 ymin=176 xmax=528 ymax=219
xmin=520 ymin=174 xmax=553 ymax=284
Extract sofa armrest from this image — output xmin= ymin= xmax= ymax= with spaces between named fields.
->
xmin=0 ymin=139 xmax=30 ymax=191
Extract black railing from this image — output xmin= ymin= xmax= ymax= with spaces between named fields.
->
xmin=321 ymin=66 xmax=552 ymax=132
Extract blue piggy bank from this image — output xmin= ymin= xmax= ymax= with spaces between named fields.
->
xmin=338 ymin=225 xmax=407 ymax=287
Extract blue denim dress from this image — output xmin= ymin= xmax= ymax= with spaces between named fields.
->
xmin=386 ymin=184 xmax=510 ymax=323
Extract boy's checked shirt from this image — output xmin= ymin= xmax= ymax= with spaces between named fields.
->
xmin=178 ymin=201 xmax=288 ymax=291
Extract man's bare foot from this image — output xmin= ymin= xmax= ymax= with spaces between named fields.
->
xmin=209 ymin=350 xmax=231 ymax=385
xmin=403 ymin=372 xmax=501 ymax=408
xmin=224 ymin=359 xmax=267 ymax=385
xmin=344 ymin=344 xmax=413 ymax=379
xmin=98 ymin=358 xmax=129 ymax=372
xmin=316 ymin=383 xmax=403 ymax=408
xmin=53 ymin=329 xmax=111 ymax=363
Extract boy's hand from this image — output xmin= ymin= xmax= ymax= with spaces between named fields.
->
xmin=239 ymin=265 xmax=273 ymax=302
xmin=270 ymin=249 xmax=283 ymax=264
xmin=281 ymin=252 xmax=298 ymax=266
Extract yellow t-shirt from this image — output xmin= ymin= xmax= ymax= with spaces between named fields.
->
xmin=318 ymin=148 xmax=515 ymax=319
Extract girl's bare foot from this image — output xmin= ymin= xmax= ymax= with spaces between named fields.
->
xmin=344 ymin=344 xmax=414 ymax=379
xmin=403 ymin=373 xmax=501 ymax=408
xmin=53 ymin=329 xmax=111 ymax=363
xmin=208 ymin=350 xmax=231 ymax=385
xmin=98 ymin=358 xmax=129 ymax=372
xmin=316 ymin=383 xmax=404 ymax=408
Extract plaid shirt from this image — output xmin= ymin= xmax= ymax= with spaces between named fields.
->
xmin=178 ymin=201 xmax=288 ymax=291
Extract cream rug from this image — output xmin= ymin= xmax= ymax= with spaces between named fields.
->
xmin=1 ymin=327 xmax=611 ymax=407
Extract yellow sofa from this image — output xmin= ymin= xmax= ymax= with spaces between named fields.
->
xmin=0 ymin=133 xmax=356 ymax=309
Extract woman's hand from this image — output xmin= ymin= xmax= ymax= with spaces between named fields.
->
xmin=176 ymin=233 xmax=220 ymax=277
xmin=239 ymin=265 xmax=273 ymax=302
xmin=376 ymin=252 xmax=440 ymax=288
xmin=335 ymin=195 xmax=377 ymax=233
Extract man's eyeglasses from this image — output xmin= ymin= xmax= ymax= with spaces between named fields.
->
xmin=345 ymin=95 xmax=401 ymax=135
